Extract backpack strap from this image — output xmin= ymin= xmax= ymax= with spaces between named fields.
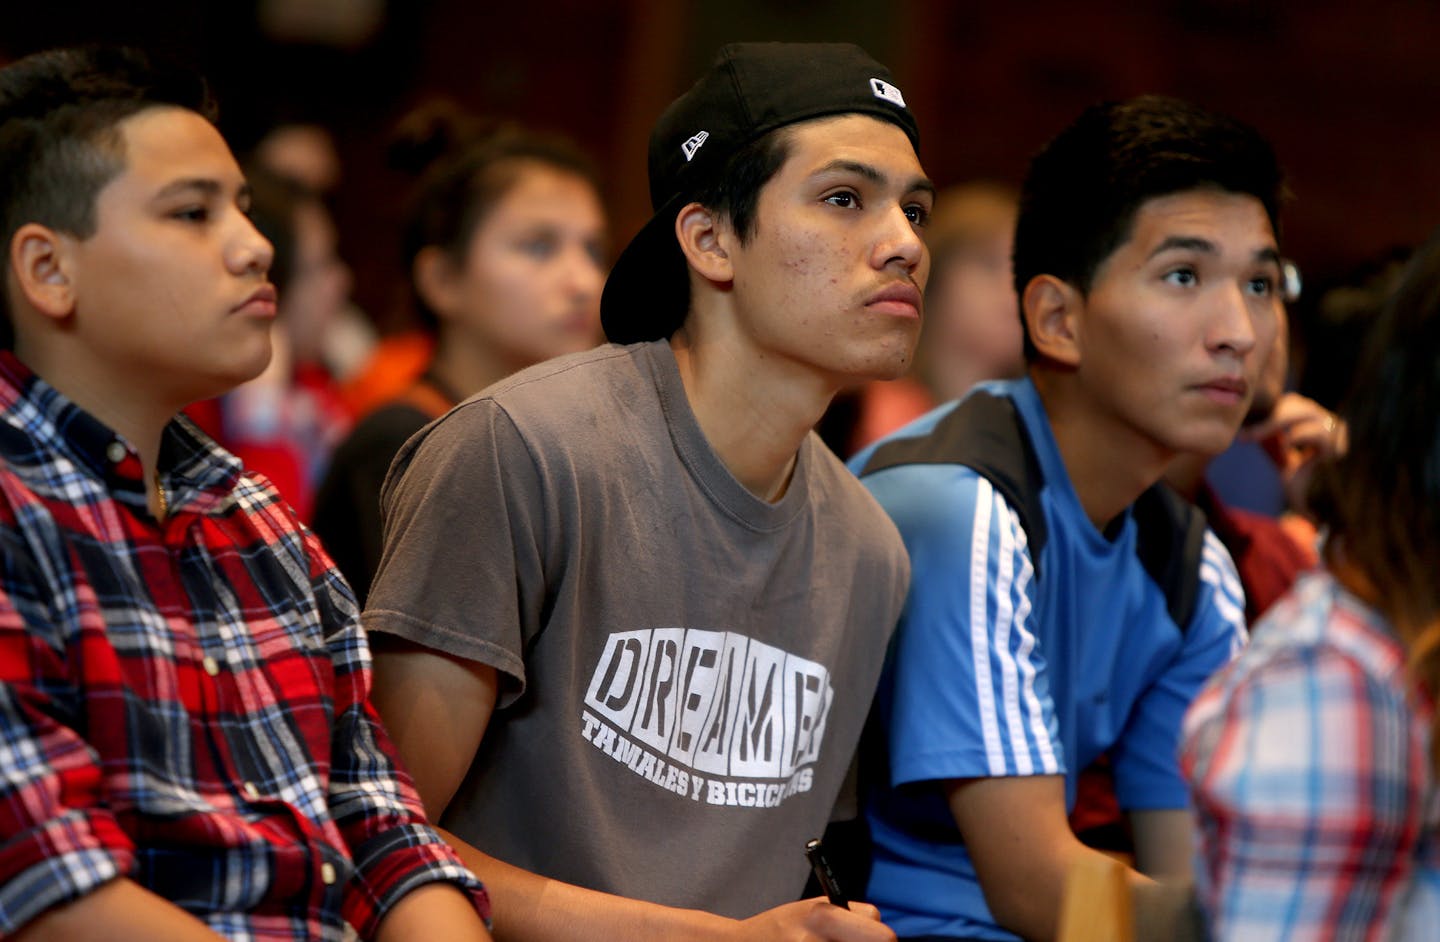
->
xmin=1131 ymin=483 xmax=1208 ymax=632
xmin=860 ymin=391 xmax=1049 ymax=576
xmin=861 ymin=390 xmax=1206 ymax=631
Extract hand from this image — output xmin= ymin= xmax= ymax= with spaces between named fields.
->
xmin=1241 ymin=392 xmax=1347 ymax=513
xmin=730 ymin=898 xmax=895 ymax=942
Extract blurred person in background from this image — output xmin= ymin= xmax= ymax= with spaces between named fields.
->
xmin=189 ymin=167 xmax=355 ymax=520
xmin=817 ymin=181 xmax=1022 ymax=457
xmin=1182 ymin=226 xmax=1440 ymax=942
xmin=249 ymin=119 xmax=379 ymax=383
xmin=1165 ymin=300 xmax=1336 ymax=627
xmin=1202 ymin=248 xmax=1408 ymax=526
xmin=252 ymin=121 xmax=343 ymax=196
xmin=916 ymin=181 xmax=1024 ymax=404
xmin=312 ymin=103 xmax=605 ymax=604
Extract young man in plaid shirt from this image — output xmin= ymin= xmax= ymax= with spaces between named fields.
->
xmin=0 ymin=46 xmax=492 ymax=940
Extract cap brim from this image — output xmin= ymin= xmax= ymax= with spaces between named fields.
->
xmin=601 ymin=192 xmax=691 ymax=345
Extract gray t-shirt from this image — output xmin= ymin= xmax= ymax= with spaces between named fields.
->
xmin=364 ymin=341 xmax=909 ymax=918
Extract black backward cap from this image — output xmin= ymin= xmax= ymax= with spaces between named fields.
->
xmin=600 ymin=41 xmax=920 ymax=345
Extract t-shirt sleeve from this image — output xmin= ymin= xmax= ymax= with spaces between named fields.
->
xmin=1181 ymin=644 xmax=1425 ymax=941
xmin=362 ymin=398 xmax=548 ymax=705
xmin=1112 ymin=530 xmax=1248 ymax=810
xmin=866 ymin=464 xmax=1063 ymax=786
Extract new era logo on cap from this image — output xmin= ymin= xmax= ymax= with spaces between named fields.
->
xmin=869 ymin=77 xmax=906 ymax=108
xmin=681 ymin=130 xmax=709 ymax=162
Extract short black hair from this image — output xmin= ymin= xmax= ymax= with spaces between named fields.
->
xmin=689 ymin=126 xmax=792 ymax=246
xmin=1012 ymin=95 xmax=1285 ymax=361
xmin=0 ymin=45 xmax=216 ymax=348
xmin=650 ymin=126 xmax=792 ymax=320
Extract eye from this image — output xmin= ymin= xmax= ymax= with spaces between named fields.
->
xmin=1245 ymin=274 xmax=1275 ymax=297
xmin=1163 ymin=266 xmax=1198 ymax=288
xmin=520 ymin=235 xmax=559 ymax=260
xmin=823 ymin=190 xmax=859 ymax=209
xmin=904 ymin=202 xmax=931 ymax=227
xmin=171 ymin=206 xmax=210 ymax=223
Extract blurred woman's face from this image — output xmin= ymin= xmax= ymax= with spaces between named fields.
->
xmin=281 ymin=200 xmax=352 ymax=365
xmin=924 ymin=231 xmax=1023 ymax=402
xmin=449 ymin=164 xmax=606 ymax=367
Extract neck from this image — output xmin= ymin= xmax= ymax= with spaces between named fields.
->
xmin=1162 ymin=452 xmax=1209 ymax=501
xmin=669 ymin=323 xmax=835 ymax=503
xmin=1032 ymin=366 xmax=1175 ymax=531
xmin=14 ymin=340 xmax=172 ymax=517
xmin=428 ymin=329 xmax=524 ymax=401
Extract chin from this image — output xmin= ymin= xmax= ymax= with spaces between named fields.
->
xmin=860 ymin=339 xmax=920 ymax=382
xmin=868 ymin=360 xmax=913 ymax=382
xmin=1169 ymin=426 xmax=1240 ymax=459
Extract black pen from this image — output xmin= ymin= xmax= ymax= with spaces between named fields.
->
xmin=804 ymin=837 xmax=849 ymax=908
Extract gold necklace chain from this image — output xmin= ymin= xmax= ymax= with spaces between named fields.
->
xmin=154 ymin=470 xmax=169 ymax=521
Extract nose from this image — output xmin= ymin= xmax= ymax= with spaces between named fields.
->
xmin=567 ymin=245 xmax=605 ymax=304
xmin=1209 ymin=281 xmax=1263 ymax=360
xmin=872 ymin=202 xmax=927 ymax=278
xmin=227 ymin=209 xmax=275 ymax=278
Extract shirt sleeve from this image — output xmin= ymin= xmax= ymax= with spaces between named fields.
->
xmin=1110 ymin=530 xmax=1247 ymax=811
xmin=363 ymin=398 xmax=547 ymax=704
xmin=0 ymin=525 xmax=136 ymax=933
xmin=1182 ymin=643 xmax=1426 ymax=941
xmin=865 ymin=463 xmax=1063 ymax=786
xmin=307 ymin=530 xmax=492 ymax=936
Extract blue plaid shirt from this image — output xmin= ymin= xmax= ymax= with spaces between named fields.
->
xmin=1183 ymin=572 xmax=1440 ymax=941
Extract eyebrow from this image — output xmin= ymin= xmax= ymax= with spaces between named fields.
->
xmin=152 ymin=178 xmax=252 ymax=203
xmin=1147 ymin=235 xmax=1282 ymax=266
xmin=813 ymin=159 xmax=936 ymax=199
xmin=153 ymin=178 xmax=223 ymax=200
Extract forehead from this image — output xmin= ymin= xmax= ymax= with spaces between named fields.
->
xmin=773 ymin=113 xmax=924 ymax=179
xmin=491 ymin=164 xmax=603 ymax=218
xmin=107 ymin=105 xmax=243 ymax=192
xmin=1124 ymin=188 xmax=1277 ymax=251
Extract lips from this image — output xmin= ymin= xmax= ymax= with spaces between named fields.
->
xmin=866 ymin=281 xmax=923 ymax=318
xmin=1201 ymin=375 xmax=1248 ymax=395
xmin=1194 ymin=375 xmax=1249 ymax=405
xmin=234 ymin=284 xmax=278 ymax=317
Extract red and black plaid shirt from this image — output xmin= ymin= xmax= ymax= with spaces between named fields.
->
xmin=0 ymin=353 xmax=489 ymax=939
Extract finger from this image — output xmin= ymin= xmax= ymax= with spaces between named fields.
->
xmin=1255 ymin=429 xmax=1292 ymax=470
xmin=806 ymin=900 xmax=896 ymax=941
xmin=1239 ymin=393 xmax=1329 ymax=442
xmin=1286 ymin=414 xmax=1346 ymax=459
xmin=845 ymin=901 xmax=882 ymax=921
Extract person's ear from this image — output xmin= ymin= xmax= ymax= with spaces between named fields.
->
xmin=9 ymin=223 xmax=76 ymax=321
xmin=1022 ymin=274 xmax=1083 ymax=368
xmin=675 ymin=202 xmax=733 ymax=285
xmin=412 ymin=245 xmax=461 ymax=321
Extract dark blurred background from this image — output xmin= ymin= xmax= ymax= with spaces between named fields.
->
xmin=4 ymin=0 xmax=1435 ymax=398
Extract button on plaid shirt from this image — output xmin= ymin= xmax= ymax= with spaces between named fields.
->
xmin=0 ymin=353 xmax=488 ymax=939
